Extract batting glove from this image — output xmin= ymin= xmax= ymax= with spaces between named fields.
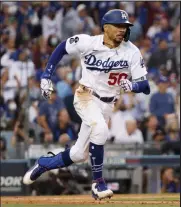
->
xmin=40 ymin=78 xmax=54 ymax=99
xmin=120 ymin=79 xmax=133 ymax=92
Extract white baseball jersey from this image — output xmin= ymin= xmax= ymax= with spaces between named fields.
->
xmin=66 ymin=34 xmax=147 ymax=97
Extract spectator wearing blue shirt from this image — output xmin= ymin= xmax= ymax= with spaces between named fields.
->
xmin=37 ymin=89 xmax=65 ymax=142
xmin=56 ymin=73 xmax=73 ymax=100
xmin=154 ymin=18 xmax=172 ymax=46
xmin=129 ymin=14 xmax=143 ymax=42
xmin=36 ymin=54 xmax=49 ymax=82
xmin=54 ymin=109 xmax=77 ymax=145
xmin=149 ymin=76 xmax=175 ymax=126
xmin=90 ymin=1 xmax=118 ymax=25
xmin=161 ymin=167 xmax=180 ymax=193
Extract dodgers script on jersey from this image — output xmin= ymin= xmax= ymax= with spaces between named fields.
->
xmin=66 ymin=34 xmax=147 ymax=97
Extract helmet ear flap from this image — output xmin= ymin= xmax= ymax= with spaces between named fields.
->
xmin=124 ymin=28 xmax=130 ymax=42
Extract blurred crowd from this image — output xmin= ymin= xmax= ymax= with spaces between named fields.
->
xmin=0 ymin=2 xmax=180 ymax=159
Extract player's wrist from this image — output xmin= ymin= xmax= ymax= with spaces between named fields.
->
xmin=41 ymin=63 xmax=56 ymax=80
xmin=131 ymin=82 xmax=139 ymax=92
xmin=41 ymin=72 xmax=51 ymax=80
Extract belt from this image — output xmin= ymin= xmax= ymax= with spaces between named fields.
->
xmin=92 ymin=91 xmax=117 ymax=103
xmin=80 ymin=84 xmax=117 ymax=103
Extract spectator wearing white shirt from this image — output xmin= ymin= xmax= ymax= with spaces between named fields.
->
xmin=42 ymin=7 xmax=62 ymax=41
xmin=1 ymin=38 xmax=16 ymax=68
xmin=77 ymin=4 xmax=96 ymax=35
xmin=122 ymin=92 xmax=147 ymax=121
xmin=146 ymin=16 xmax=161 ymax=39
xmin=109 ymin=97 xmax=135 ymax=143
xmin=2 ymin=49 xmax=35 ymax=102
xmin=118 ymin=119 xmax=144 ymax=144
xmin=59 ymin=2 xmax=81 ymax=40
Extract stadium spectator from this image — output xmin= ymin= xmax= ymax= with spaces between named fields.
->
xmin=64 ymin=82 xmax=82 ymax=127
xmin=25 ymin=76 xmax=41 ymax=102
xmin=152 ymin=128 xmax=166 ymax=143
xmin=1 ymin=38 xmax=16 ymax=68
xmin=119 ymin=2 xmax=135 ymax=15
xmin=70 ymin=58 xmax=82 ymax=82
xmin=0 ymin=136 xmax=8 ymax=159
xmin=28 ymin=99 xmax=39 ymax=124
xmin=172 ymin=23 xmax=180 ymax=74
xmin=56 ymin=66 xmax=73 ymax=99
xmin=129 ymin=14 xmax=143 ymax=42
xmin=1 ymin=48 xmax=35 ymax=102
xmin=154 ymin=18 xmax=173 ymax=45
xmin=161 ymin=167 xmax=180 ymax=193
xmin=109 ymin=97 xmax=135 ymax=143
xmin=37 ymin=90 xmax=65 ymax=139
xmin=146 ymin=15 xmax=161 ymax=39
xmin=147 ymin=39 xmax=176 ymax=75
xmin=165 ymin=115 xmax=180 ymax=142
xmin=167 ymin=73 xmax=179 ymax=100
xmin=76 ymin=4 xmax=96 ymax=35
xmin=168 ymin=2 xmax=180 ymax=29
xmin=90 ymin=1 xmax=118 ymax=25
xmin=149 ymin=76 xmax=175 ymax=126
xmin=121 ymin=92 xmax=147 ymax=121
xmin=91 ymin=25 xmax=102 ymax=36
xmin=42 ymin=6 xmax=62 ymax=41
xmin=142 ymin=115 xmax=161 ymax=142
xmin=58 ymin=2 xmax=80 ymax=40
xmin=140 ymin=37 xmax=152 ymax=66
xmin=54 ymin=109 xmax=77 ymax=145
xmin=35 ymin=54 xmax=49 ymax=83
xmin=114 ymin=118 xmax=144 ymax=144
xmin=46 ymin=34 xmax=61 ymax=55
xmin=28 ymin=2 xmax=42 ymax=39
xmin=11 ymin=111 xmax=36 ymax=157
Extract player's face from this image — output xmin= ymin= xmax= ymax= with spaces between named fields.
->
xmin=105 ymin=24 xmax=127 ymax=43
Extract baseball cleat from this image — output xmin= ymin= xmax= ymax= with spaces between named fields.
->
xmin=23 ymin=152 xmax=65 ymax=185
xmin=92 ymin=178 xmax=113 ymax=200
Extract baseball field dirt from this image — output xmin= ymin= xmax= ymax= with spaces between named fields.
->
xmin=1 ymin=194 xmax=180 ymax=207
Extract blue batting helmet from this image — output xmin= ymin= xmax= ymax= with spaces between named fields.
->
xmin=101 ymin=9 xmax=133 ymax=42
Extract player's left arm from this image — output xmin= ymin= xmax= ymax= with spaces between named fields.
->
xmin=120 ymin=50 xmax=150 ymax=95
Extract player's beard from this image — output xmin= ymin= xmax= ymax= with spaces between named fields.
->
xmin=115 ymin=32 xmax=125 ymax=43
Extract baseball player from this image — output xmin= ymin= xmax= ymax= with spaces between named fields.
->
xmin=23 ymin=9 xmax=150 ymax=200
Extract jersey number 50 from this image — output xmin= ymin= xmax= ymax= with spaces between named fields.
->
xmin=108 ymin=72 xmax=128 ymax=85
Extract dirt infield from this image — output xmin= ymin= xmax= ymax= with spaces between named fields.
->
xmin=1 ymin=194 xmax=180 ymax=206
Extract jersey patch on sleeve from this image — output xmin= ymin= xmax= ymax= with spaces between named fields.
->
xmin=140 ymin=57 xmax=145 ymax=68
xmin=69 ymin=36 xmax=79 ymax=44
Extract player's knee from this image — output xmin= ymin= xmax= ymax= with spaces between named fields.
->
xmin=70 ymin=145 xmax=89 ymax=163
xmin=91 ymin=122 xmax=109 ymax=145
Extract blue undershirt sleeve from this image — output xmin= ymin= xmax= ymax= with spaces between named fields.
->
xmin=41 ymin=41 xmax=68 ymax=79
xmin=132 ymin=80 xmax=150 ymax=95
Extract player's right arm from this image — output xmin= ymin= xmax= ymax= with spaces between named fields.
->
xmin=40 ymin=34 xmax=90 ymax=99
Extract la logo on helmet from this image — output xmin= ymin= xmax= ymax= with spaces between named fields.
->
xmin=121 ymin=11 xmax=127 ymax=19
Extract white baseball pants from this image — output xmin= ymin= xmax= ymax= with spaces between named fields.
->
xmin=69 ymin=86 xmax=114 ymax=163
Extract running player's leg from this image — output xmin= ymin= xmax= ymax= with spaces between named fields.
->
xmin=23 ymin=87 xmax=99 ymax=184
xmin=88 ymin=98 xmax=114 ymax=199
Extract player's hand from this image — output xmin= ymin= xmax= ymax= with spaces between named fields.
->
xmin=40 ymin=78 xmax=54 ymax=99
xmin=120 ymin=79 xmax=133 ymax=92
